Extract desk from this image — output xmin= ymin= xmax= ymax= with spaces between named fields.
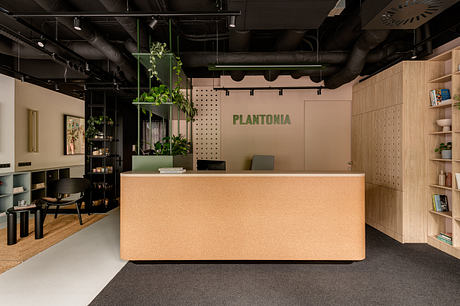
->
xmin=120 ymin=171 xmax=365 ymax=261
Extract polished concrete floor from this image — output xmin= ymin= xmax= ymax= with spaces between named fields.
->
xmin=0 ymin=208 xmax=126 ymax=306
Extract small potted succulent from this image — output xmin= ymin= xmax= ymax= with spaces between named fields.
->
xmin=435 ymin=142 xmax=452 ymax=159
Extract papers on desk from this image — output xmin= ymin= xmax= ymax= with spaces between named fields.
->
xmin=158 ymin=167 xmax=186 ymax=174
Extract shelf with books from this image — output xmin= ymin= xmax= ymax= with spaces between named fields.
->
xmin=429 ymin=210 xmax=453 ymax=219
xmin=428 ymin=101 xmax=452 ymax=109
xmin=428 ymin=73 xmax=452 ymax=83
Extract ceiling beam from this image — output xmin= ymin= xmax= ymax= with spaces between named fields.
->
xmin=5 ymin=10 xmax=241 ymax=18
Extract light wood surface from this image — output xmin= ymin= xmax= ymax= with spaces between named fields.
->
xmin=0 ymin=213 xmax=106 ymax=274
xmin=120 ymin=174 xmax=365 ymax=261
xmin=352 ymin=61 xmax=427 ymax=243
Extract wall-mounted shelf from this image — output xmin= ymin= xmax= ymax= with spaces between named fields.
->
xmin=430 ymin=184 xmax=453 ymax=190
xmin=429 ymin=210 xmax=452 ymax=219
xmin=429 ymin=101 xmax=452 ymax=109
xmin=430 ymin=159 xmax=452 ymax=162
xmin=429 ymin=131 xmax=452 ymax=135
xmin=428 ymin=74 xmax=452 ymax=83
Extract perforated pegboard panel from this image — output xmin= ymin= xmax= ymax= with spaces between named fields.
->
xmin=373 ymin=105 xmax=402 ymax=190
xmin=192 ymin=88 xmax=222 ymax=166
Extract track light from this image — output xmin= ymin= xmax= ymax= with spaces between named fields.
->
xmin=229 ymin=16 xmax=236 ymax=28
xmin=37 ymin=36 xmax=45 ymax=48
xmin=411 ymin=50 xmax=417 ymax=59
xmin=55 ymin=83 xmax=59 ymax=91
xmin=73 ymin=17 xmax=82 ymax=31
xmin=279 ymin=89 xmax=283 ymax=96
xmin=148 ymin=17 xmax=158 ymax=29
xmin=20 ymin=75 xmax=24 ymax=82
xmin=317 ymin=88 xmax=322 ymax=95
xmin=250 ymin=89 xmax=254 ymax=96
xmin=225 ymin=90 xmax=229 ymax=96
xmin=85 ymin=62 xmax=90 ymax=71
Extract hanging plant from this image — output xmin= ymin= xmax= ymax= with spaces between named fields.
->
xmin=148 ymin=42 xmax=167 ymax=81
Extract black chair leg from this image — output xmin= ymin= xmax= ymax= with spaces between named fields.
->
xmin=75 ymin=202 xmax=83 ymax=225
xmin=42 ymin=204 xmax=49 ymax=226
xmin=54 ymin=205 xmax=59 ymax=219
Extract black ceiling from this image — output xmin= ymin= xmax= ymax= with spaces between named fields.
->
xmin=0 ymin=0 xmax=458 ymax=98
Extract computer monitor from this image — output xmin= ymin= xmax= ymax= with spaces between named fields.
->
xmin=197 ymin=160 xmax=226 ymax=171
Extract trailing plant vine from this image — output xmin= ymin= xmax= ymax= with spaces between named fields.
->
xmin=86 ymin=115 xmax=113 ymax=139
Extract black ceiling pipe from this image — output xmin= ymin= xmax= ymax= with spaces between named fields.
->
xmin=181 ymin=51 xmax=350 ymax=67
xmin=33 ymin=0 xmax=138 ymax=83
xmin=291 ymin=66 xmax=340 ymax=79
xmin=264 ymin=30 xmax=306 ymax=82
xmin=323 ymin=10 xmax=362 ymax=51
xmin=97 ymin=0 xmax=149 ymax=52
xmin=323 ymin=30 xmax=390 ymax=89
xmin=229 ymin=30 xmax=251 ymax=81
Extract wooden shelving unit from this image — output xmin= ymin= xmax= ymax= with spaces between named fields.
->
xmin=425 ymin=46 xmax=460 ymax=259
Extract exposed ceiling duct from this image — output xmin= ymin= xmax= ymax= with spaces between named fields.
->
xmin=32 ymin=0 xmax=138 ymax=83
xmin=97 ymin=0 xmax=149 ymax=52
xmin=324 ymin=30 xmax=390 ymax=89
xmin=264 ymin=29 xmax=306 ymax=82
xmin=228 ymin=0 xmax=338 ymax=29
xmin=361 ymin=0 xmax=459 ymax=29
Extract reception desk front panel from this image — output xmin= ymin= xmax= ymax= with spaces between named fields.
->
xmin=120 ymin=171 xmax=365 ymax=261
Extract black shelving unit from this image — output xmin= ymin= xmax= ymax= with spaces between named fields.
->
xmin=85 ymin=90 xmax=121 ymax=212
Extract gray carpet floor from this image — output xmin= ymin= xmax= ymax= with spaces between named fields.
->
xmin=91 ymin=226 xmax=460 ymax=305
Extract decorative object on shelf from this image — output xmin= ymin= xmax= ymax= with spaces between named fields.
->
xmin=456 ymin=173 xmax=460 ymax=189
xmin=436 ymin=118 xmax=452 ymax=132
xmin=32 ymin=182 xmax=45 ymax=189
xmin=13 ymin=186 xmax=24 ymax=194
xmin=65 ymin=115 xmax=85 ymax=155
xmin=435 ymin=142 xmax=452 ymax=159
xmin=438 ymin=170 xmax=446 ymax=186
xmin=85 ymin=115 xmax=114 ymax=139
xmin=445 ymin=172 xmax=452 ymax=188
xmin=454 ymin=94 xmax=460 ymax=110
xmin=436 ymin=232 xmax=452 ymax=245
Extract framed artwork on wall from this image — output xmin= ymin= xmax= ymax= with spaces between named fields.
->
xmin=64 ymin=115 xmax=85 ymax=155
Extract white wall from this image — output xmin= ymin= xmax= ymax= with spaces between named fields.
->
xmin=14 ymin=80 xmax=85 ymax=171
xmin=0 ymin=74 xmax=15 ymax=173
xmin=192 ymin=75 xmax=354 ymax=171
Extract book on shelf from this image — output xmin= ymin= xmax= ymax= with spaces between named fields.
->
xmin=436 ymin=233 xmax=452 ymax=245
xmin=429 ymin=89 xmax=451 ymax=106
xmin=432 ymin=194 xmax=449 ymax=212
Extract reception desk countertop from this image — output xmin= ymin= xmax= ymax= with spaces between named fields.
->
xmin=121 ymin=170 xmax=364 ymax=177
xmin=120 ymin=170 xmax=365 ymax=261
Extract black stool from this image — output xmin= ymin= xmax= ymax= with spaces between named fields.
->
xmin=6 ymin=205 xmax=44 ymax=245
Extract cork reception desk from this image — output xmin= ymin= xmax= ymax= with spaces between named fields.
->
xmin=120 ymin=171 xmax=365 ymax=261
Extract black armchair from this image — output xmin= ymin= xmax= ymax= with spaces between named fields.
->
xmin=42 ymin=178 xmax=91 ymax=225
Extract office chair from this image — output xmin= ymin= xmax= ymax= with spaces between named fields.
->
xmin=251 ymin=155 xmax=275 ymax=170
xmin=41 ymin=178 xmax=91 ymax=225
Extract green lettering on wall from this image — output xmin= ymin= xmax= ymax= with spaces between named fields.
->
xmin=284 ymin=114 xmax=291 ymax=125
xmin=246 ymin=115 xmax=252 ymax=125
xmin=233 ymin=115 xmax=239 ymax=125
xmin=239 ymin=114 xmax=245 ymax=125
xmin=260 ymin=114 xmax=266 ymax=125
xmin=252 ymin=115 xmax=259 ymax=125
xmin=281 ymin=115 xmax=284 ymax=125
xmin=274 ymin=114 xmax=280 ymax=124
xmin=266 ymin=115 xmax=273 ymax=125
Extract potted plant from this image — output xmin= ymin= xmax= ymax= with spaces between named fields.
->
xmin=435 ymin=142 xmax=452 ymax=159
xmin=86 ymin=116 xmax=114 ymax=139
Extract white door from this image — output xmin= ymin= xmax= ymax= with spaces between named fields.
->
xmin=305 ymin=100 xmax=351 ymax=171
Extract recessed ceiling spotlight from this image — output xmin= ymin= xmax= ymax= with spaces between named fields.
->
xmin=55 ymin=83 xmax=59 ymax=91
xmin=225 ymin=90 xmax=230 ymax=96
xmin=229 ymin=16 xmax=236 ymax=28
xmin=250 ymin=89 xmax=254 ymax=96
xmin=317 ymin=88 xmax=322 ymax=96
xmin=148 ymin=17 xmax=158 ymax=29
xmin=279 ymin=89 xmax=283 ymax=96
xmin=411 ymin=50 xmax=417 ymax=59
xmin=73 ymin=17 xmax=82 ymax=31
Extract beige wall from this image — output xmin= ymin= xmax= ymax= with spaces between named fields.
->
xmin=0 ymin=75 xmax=15 ymax=173
xmin=14 ymin=80 xmax=84 ymax=171
xmin=193 ymin=75 xmax=353 ymax=171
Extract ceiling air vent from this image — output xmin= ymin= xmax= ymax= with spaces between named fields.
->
xmin=362 ymin=0 xmax=459 ymax=30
